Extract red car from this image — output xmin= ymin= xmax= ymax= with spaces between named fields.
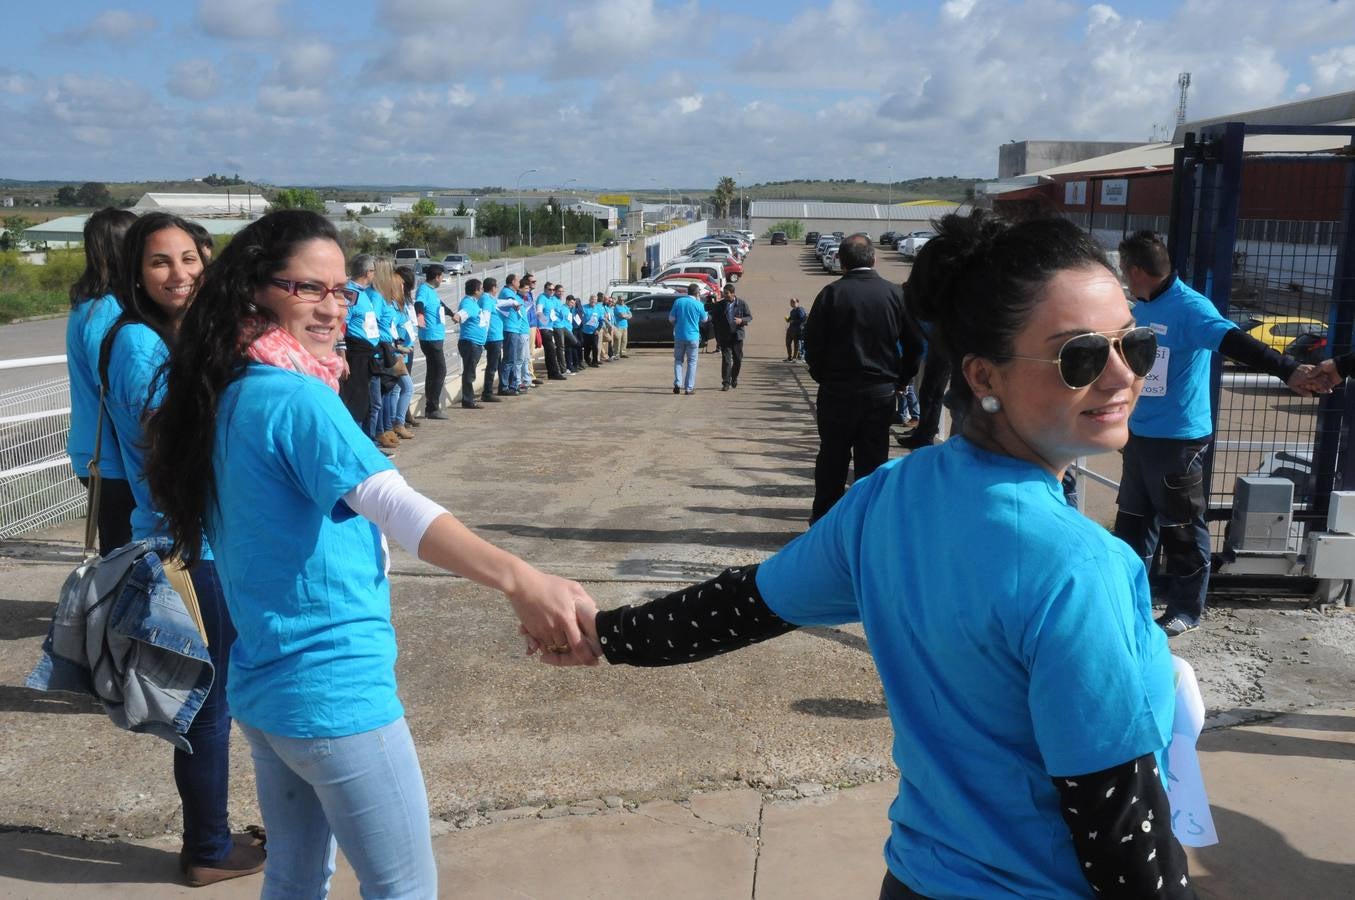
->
xmin=655 ymin=272 xmax=718 ymax=299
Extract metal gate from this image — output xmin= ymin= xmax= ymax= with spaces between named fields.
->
xmin=1167 ymin=122 xmax=1355 ymax=591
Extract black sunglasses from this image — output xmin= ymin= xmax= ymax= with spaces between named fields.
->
xmin=1003 ymin=326 xmax=1158 ymax=389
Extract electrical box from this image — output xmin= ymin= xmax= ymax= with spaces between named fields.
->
xmin=1328 ymin=491 xmax=1355 ymax=534
xmin=1306 ymin=532 xmax=1355 ymax=579
xmin=1228 ymin=476 xmax=1294 ymax=552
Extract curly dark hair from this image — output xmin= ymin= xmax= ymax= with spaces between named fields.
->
xmin=144 ymin=210 xmax=341 ymax=564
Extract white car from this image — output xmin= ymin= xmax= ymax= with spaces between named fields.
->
xmin=440 ymin=253 xmax=472 ymax=274
xmin=899 ymin=231 xmax=936 ymax=260
xmin=823 ymin=247 xmax=841 ymax=273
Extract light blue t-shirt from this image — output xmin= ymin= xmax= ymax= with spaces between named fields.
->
xmin=1130 ymin=276 xmax=1237 ymax=440
xmin=344 ymin=280 xmax=379 ymax=349
xmin=498 ymin=287 xmax=529 ymax=335
xmin=415 ymin=282 xmax=445 ymax=342
xmin=65 ymin=294 xmax=126 ymax=479
xmin=614 ymin=303 xmax=631 ymax=330
xmin=756 ymin=437 xmax=1174 ymax=898
xmin=394 ymin=302 xmax=417 ymax=362
xmin=480 ymin=292 xmax=505 ymax=342
xmin=208 ymin=364 xmax=398 ymax=738
xmin=669 ymin=294 xmax=709 ymax=343
xmin=370 ymin=288 xmax=397 ymax=344
xmin=457 ymin=295 xmax=488 ymax=345
xmin=580 ymin=302 xmax=602 ymax=334
xmin=549 ymin=295 xmax=569 ymax=328
xmin=105 ymin=322 xmax=210 ymax=558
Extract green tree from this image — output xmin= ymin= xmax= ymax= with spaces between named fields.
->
xmin=710 ymin=176 xmax=736 ymax=219
xmin=454 ymin=200 xmax=469 ymax=216
xmin=0 ymin=216 xmax=34 ymax=250
xmin=75 ymin=182 xmax=112 ymax=207
xmin=55 ymin=186 xmax=78 ymax=206
xmin=393 ymin=211 xmax=436 ymax=249
xmin=411 ymin=198 xmax=437 ymax=216
xmin=270 ymin=187 xmax=326 ymax=212
xmin=763 ymin=220 xmax=804 ymax=240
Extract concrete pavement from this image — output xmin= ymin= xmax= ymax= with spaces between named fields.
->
xmin=1 ymin=240 xmax=1353 ymax=897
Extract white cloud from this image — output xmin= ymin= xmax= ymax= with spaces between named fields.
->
xmin=275 ymin=41 xmax=338 ymax=88
xmin=675 ymin=94 xmax=703 ymax=114
xmin=447 ymin=84 xmax=474 ymax=107
xmin=196 ymin=0 xmax=286 ymax=39
xmin=0 ymin=67 xmax=34 ymax=95
xmin=167 ymin=59 xmax=222 ymax=101
xmin=1311 ymin=45 xmax=1355 ymax=87
xmin=56 ymin=9 xmax=156 ymax=42
xmin=554 ymin=0 xmax=698 ymax=76
xmin=257 ymin=85 xmax=325 ymax=117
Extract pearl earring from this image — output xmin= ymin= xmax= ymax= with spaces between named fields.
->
xmin=980 ymin=395 xmax=1002 ymax=414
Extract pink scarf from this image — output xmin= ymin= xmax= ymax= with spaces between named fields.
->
xmin=244 ymin=321 xmax=348 ymax=393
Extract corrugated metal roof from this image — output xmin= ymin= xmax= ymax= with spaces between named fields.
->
xmin=749 ymin=200 xmax=963 ymax=220
xmin=1028 ymin=127 xmax=1355 ymax=178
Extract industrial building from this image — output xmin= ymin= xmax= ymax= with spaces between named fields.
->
xmin=131 ymin=192 xmax=267 ymax=218
xmin=748 ymin=200 xmax=965 ymax=238
xmin=22 ymin=214 xmax=254 ymax=249
xmin=997 ymin=140 xmax=1142 ymax=178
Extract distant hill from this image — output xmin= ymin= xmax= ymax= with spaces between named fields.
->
xmin=742 ymin=177 xmax=984 ymax=204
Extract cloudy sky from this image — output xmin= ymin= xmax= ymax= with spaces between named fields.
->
xmin=3 ymin=0 xmax=1353 ymax=190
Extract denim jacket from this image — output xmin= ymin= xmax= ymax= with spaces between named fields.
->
xmin=26 ymin=539 xmax=214 ymax=752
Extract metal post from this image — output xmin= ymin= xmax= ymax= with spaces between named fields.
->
xmin=1312 ymin=138 xmax=1355 ymax=508
xmin=516 ymin=168 xmax=538 ymax=247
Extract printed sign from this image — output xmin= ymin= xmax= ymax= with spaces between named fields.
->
xmin=1140 ymin=346 xmax=1170 ymax=396
xmin=1165 ymin=656 xmax=1219 ymax=847
xmin=596 ymin=194 xmax=631 ymax=207
xmin=1064 ymin=181 xmax=1088 ymax=205
xmin=1100 ymin=179 xmax=1129 ymax=206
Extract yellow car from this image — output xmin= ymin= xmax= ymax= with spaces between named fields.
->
xmin=1243 ymin=316 xmax=1326 ymax=353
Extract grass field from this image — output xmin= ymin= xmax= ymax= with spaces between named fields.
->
xmin=0 ymin=290 xmax=66 ymax=324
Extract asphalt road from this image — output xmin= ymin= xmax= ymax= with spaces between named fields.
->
xmin=0 ymin=248 xmax=590 ymax=394
xmin=2 ymin=238 xmax=1350 ymax=844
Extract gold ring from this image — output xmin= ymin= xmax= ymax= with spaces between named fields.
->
xmin=546 ymin=644 xmax=570 ymax=654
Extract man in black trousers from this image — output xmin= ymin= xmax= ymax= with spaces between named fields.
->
xmin=803 ymin=233 xmax=922 ymax=523
xmin=713 ymin=283 xmax=753 ymax=390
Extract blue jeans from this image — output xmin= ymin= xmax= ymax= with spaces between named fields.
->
xmin=394 ymin=373 xmax=413 ymax=425
xmin=1113 ymin=434 xmax=1212 ymax=623
xmin=673 ymin=339 xmax=700 ymax=392
xmin=898 ymin=385 xmax=920 ymax=422
xmin=365 ymin=375 xmax=383 ymax=438
xmin=512 ymin=332 xmax=532 ymax=387
xmin=241 ymin=717 xmax=436 ymax=899
xmin=500 ymin=332 xmax=521 ymax=390
xmin=176 ymin=560 xmax=236 ymax=865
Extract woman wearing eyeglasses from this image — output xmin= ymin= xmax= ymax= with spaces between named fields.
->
xmin=143 ymin=210 xmax=598 ymax=898
xmin=101 ymin=212 xmax=265 ymax=886
xmin=559 ymin=213 xmax=1196 ymax=899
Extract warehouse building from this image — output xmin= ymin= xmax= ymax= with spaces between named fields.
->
xmin=22 ymin=214 xmax=254 ymax=249
xmin=131 ymin=192 xmax=267 ymax=218
xmin=748 ymin=200 xmax=965 ymax=239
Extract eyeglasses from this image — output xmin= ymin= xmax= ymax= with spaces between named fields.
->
xmin=1001 ymin=326 xmax=1157 ymax=389
xmin=269 ymin=278 xmax=360 ymax=307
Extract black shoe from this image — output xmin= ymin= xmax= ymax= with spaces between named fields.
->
xmin=549 ymin=375 xmax=568 ymax=381
xmin=481 ymin=395 xmax=502 ymax=403
xmin=896 ymin=433 xmax=935 ymax=450
xmin=1156 ymin=613 xmax=1200 ymax=638
xmin=498 ymin=388 xmax=518 ymax=396
xmin=673 ymin=384 xmax=681 ymax=394
xmin=589 ymin=363 xmax=600 ymax=368
xmin=425 ymin=410 xmax=448 ymax=420
xmin=684 ymin=389 xmax=694 ymax=395
xmin=462 ymin=402 xmax=483 ymax=409
xmin=532 ymin=379 xmax=544 ymax=386
xmin=731 ymin=380 xmax=737 ymax=389
xmin=721 ymin=384 xmax=730 ymax=391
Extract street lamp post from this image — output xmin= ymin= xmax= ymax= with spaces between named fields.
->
xmin=737 ymin=170 xmax=743 ymax=230
xmin=561 ymin=178 xmax=577 ymax=246
xmin=887 ymin=163 xmax=893 ymax=235
xmin=516 ymin=168 xmax=538 ymax=247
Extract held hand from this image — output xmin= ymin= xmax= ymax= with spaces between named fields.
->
xmin=506 ymin=568 xmax=600 ymax=666
xmin=1287 ymin=364 xmax=1332 ymax=397
xmin=527 ymin=600 xmax=603 ymax=667
xmin=1315 ymin=358 xmax=1344 ymax=393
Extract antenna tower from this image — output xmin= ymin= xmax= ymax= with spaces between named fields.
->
xmin=1176 ymin=72 xmax=1192 ymax=127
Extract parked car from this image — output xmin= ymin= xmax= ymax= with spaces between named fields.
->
xmin=1244 ymin=315 xmax=1326 ymax=354
xmin=574 ymin=242 xmax=590 ymax=255
xmin=394 ymin=248 xmax=432 ymax=266
xmin=607 ymin=284 xmax=668 ymax=307
xmin=440 ymin=253 xmax=471 ymax=274
xmin=879 ymin=231 xmax=899 ymax=247
xmin=658 ymin=261 xmax=726 ymax=287
xmin=624 ymin=292 xmax=682 ymax=344
xmin=655 ymin=273 xmax=719 ymax=299
xmin=899 ymin=231 xmax=936 ymax=259
xmin=770 ymin=231 xmax=788 ymax=245
xmin=1284 ymin=331 xmax=1330 ymax=365
xmin=805 ymin=231 xmax=821 ymax=245
xmin=823 ymin=247 xmax=841 ymax=273
xmin=736 ymin=229 xmax=756 ymax=244
xmin=815 ymin=236 xmax=839 ymax=259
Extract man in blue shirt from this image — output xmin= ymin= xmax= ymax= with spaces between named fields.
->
xmin=497 ymin=274 xmax=529 ymax=396
xmin=478 ymin=276 xmax=505 ymax=402
xmin=535 ymin=280 xmax=565 ymax=380
xmin=613 ymin=296 xmax=631 ymax=359
xmin=669 ymin=284 xmax=711 ymax=394
xmin=579 ymin=294 xmax=603 ymax=367
xmin=1115 ymin=230 xmax=1313 ymax=637
xmin=413 ymin=264 xmax=450 ymax=419
xmin=454 ymin=278 xmax=488 ymax=409
xmin=341 ymin=253 xmax=385 ymax=446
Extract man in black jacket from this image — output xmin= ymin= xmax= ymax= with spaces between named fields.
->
xmin=804 ymin=234 xmax=923 ymax=522
xmin=713 ymin=283 xmax=753 ymax=390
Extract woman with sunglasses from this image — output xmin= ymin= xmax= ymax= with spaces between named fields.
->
xmin=143 ymin=210 xmax=597 ymax=898
xmin=102 ymin=212 xmax=265 ymax=886
xmin=559 ymin=213 xmax=1196 ymax=899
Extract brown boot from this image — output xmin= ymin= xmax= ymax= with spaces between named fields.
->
xmin=393 ymin=424 xmax=415 ymax=439
xmin=379 ymin=430 xmax=401 ymax=449
xmin=182 ymin=833 xmax=266 ymax=887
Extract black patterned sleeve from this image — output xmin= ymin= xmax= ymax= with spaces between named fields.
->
xmin=1054 ymin=753 xmax=1197 ymax=898
xmin=596 ymin=564 xmax=798 ymax=667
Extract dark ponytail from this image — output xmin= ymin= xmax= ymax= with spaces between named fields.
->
xmin=144 ymin=210 xmax=341 ymax=564
xmin=906 ymin=211 xmax=1113 ymax=412
xmin=70 ymin=208 xmax=138 ymax=307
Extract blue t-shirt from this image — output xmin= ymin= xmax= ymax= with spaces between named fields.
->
xmin=756 ymin=437 xmax=1175 ymax=898
xmin=414 ymin=282 xmax=445 ymax=342
xmin=395 ymin=302 xmax=417 ymax=361
xmin=549 ymin=296 xmax=569 ymax=328
xmin=580 ymin=302 xmax=602 ymax=334
xmin=208 ymin=364 xmax=398 ymax=738
xmin=523 ymin=290 xmax=539 ymax=328
xmin=614 ymin=303 xmax=631 ymax=330
xmin=344 ymin=281 xmax=379 ymax=349
xmin=498 ymin=287 xmax=529 ymax=335
xmin=370 ymin=288 xmax=397 ymax=344
xmin=1130 ymin=276 xmax=1237 ymax=440
xmin=65 ymin=294 xmax=126 ymax=479
xmin=669 ymin=294 xmax=709 ymax=343
xmin=105 ymin=322 xmax=210 ymax=558
xmin=458 ymin=295 xmax=488 ymax=345
xmin=480 ymin=292 xmax=505 ymax=342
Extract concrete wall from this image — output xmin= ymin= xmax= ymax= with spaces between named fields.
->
xmin=998 ymin=140 xmax=1143 ymax=178
xmin=750 ymin=217 xmax=939 ymax=238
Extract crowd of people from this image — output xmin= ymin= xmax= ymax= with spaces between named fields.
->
xmin=336 ymin=261 xmax=633 ymax=445
xmin=56 ymin=203 xmax=1335 ymax=898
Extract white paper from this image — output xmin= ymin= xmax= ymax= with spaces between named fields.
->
xmin=1165 ymin=655 xmax=1219 ymax=847
xmin=1140 ymin=346 xmax=1170 ymax=397
xmin=363 ymin=311 xmax=380 ymax=340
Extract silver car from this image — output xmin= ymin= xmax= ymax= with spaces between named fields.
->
xmin=440 ymin=253 xmax=472 ymax=274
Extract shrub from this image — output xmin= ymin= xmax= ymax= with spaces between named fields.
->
xmin=763 ymin=220 xmax=804 ymax=240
